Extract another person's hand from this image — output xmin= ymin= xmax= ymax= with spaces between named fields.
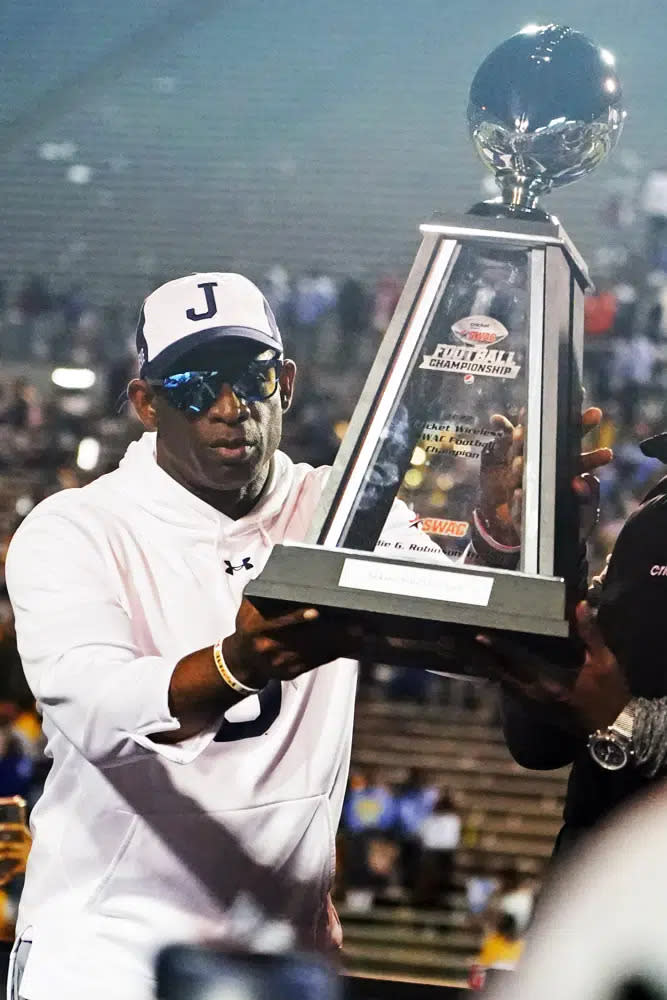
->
xmin=478 ymin=406 xmax=613 ymax=546
xmin=573 ymin=407 xmax=613 ymax=542
xmin=478 ymin=412 xmax=524 ymax=548
xmin=477 ymin=601 xmax=630 ymax=733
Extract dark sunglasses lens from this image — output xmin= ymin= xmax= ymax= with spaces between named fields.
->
xmin=161 ymin=360 xmax=281 ymax=411
xmin=160 ymin=372 xmax=221 ymax=413
xmin=235 ymin=360 xmax=281 ymax=401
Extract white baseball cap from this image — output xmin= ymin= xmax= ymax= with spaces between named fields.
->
xmin=136 ymin=272 xmax=283 ymax=378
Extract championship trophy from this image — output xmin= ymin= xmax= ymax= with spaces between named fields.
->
xmin=246 ymin=25 xmax=625 ymax=671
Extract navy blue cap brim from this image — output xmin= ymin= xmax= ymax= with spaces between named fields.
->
xmin=141 ymin=325 xmax=282 ymax=378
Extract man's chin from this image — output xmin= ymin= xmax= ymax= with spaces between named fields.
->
xmin=199 ymin=451 xmax=264 ymax=490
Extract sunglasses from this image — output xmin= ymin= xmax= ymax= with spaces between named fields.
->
xmin=149 ymin=357 xmax=283 ymax=414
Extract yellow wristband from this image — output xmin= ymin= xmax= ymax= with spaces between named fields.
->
xmin=213 ymin=640 xmax=261 ymax=695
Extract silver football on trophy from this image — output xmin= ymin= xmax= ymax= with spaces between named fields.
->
xmin=467 ymin=24 xmax=625 ymax=214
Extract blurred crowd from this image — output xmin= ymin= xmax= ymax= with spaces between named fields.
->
xmin=337 ymin=765 xmax=535 ymax=981
xmin=4 ymin=255 xmax=667 ymax=559
xmin=1 ymin=247 xmax=666 ymax=578
xmin=583 ymin=272 xmax=667 ymax=569
xmin=339 ymin=766 xmax=462 ymax=911
xmin=0 ymin=268 xmax=404 ymax=488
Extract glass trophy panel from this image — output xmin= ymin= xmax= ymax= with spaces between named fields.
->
xmin=338 ymin=242 xmax=532 ymax=568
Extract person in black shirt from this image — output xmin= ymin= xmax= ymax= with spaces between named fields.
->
xmin=480 ymin=432 xmax=667 ymax=855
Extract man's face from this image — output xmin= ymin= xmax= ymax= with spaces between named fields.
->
xmin=130 ymin=340 xmax=296 ymax=495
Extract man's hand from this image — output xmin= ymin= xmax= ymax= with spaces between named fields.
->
xmin=225 ymin=602 xmax=498 ymax=685
xmin=316 ymin=892 xmax=343 ymax=956
xmin=477 ymin=601 xmax=630 ymax=733
xmin=223 ymin=599 xmax=363 ymax=690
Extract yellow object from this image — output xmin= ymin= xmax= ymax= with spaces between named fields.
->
xmin=476 ymin=931 xmax=524 ymax=969
xmin=403 ymin=468 xmax=424 ymax=489
xmin=15 ymin=710 xmax=42 ymax=748
xmin=0 ymin=888 xmax=15 ymax=943
xmin=597 ymin=417 xmax=616 ymax=451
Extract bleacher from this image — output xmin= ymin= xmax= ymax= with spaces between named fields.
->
xmin=340 ymin=695 xmax=569 ymax=985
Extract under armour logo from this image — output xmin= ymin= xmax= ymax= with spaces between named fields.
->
xmin=225 ymin=557 xmax=254 ymax=575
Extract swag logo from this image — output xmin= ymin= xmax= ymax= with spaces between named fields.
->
xmin=409 ymin=515 xmax=469 ymax=538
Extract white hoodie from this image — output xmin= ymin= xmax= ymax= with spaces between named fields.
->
xmin=5 ymin=432 xmax=433 ymax=1000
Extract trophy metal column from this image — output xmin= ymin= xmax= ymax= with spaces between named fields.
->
xmin=246 ymin=25 xmax=625 ymax=658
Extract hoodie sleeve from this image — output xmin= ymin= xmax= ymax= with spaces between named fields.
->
xmin=5 ymin=508 xmax=219 ymax=768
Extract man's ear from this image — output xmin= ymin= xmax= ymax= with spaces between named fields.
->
xmin=127 ymin=379 xmax=158 ymax=430
xmin=279 ymin=359 xmax=297 ymax=412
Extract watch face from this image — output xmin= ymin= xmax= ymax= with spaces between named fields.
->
xmin=590 ymin=736 xmax=628 ymax=771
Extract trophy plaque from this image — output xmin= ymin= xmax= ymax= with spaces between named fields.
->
xmin=246 ymin=25 xmax=625 ymax=669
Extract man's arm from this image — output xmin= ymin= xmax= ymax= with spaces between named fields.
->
xmin=6 ymin=509 xmax=359 ymax=765
xmin=6 ymin=510 xmax=219 ymax=766
xmin=500 ymin=687 xmax=583 ymax=770
xmin=628 ymin=697 xmax=667 ymax=776
xmin=157 ymin=599 xmax=348 ymax=743
xmin=479 ymin=602 xmax=631 ymax=770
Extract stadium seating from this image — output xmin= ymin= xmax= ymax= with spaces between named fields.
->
xmin=340 ymin=694 xmax=568 ymax=984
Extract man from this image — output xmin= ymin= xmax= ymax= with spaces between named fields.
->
xmin=4 ymin=272 xmax=458 ymax=1000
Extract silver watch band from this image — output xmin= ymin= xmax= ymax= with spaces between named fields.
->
xmin=610 ymin=701 xmax=636 ymax=742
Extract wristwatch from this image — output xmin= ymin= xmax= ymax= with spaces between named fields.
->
xmin=588 ymin=702 xmax=636 ymax=771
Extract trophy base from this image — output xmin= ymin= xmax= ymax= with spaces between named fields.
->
xmin=244 ymin=544 xmax=576 ymax=681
